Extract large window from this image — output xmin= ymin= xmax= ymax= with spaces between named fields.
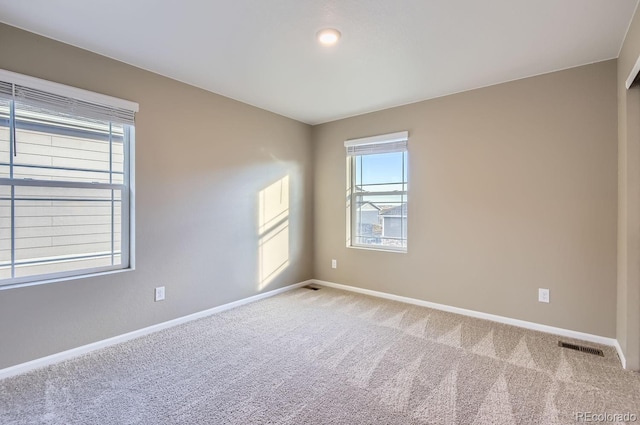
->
xmin=0 ymin=70 xmax=137 ymax=287
xmin=346 ymin=131 xmax=408 ymax=251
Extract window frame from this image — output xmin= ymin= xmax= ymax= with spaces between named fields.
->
xmin=0 ymin=70 xmax=137 ymax=289
xmin=345 ymin=132 xmax=408 ymax=253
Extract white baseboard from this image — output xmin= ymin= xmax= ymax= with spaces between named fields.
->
xmin=0 ymin=279 xmax=312 ymax=380
xmin=614 ymin=340 xmax=627 ymax=369
xmin=2 ymin=278 xmax=628 ymax=377
xmin=313 ymin=279 xmax=619 ymax=349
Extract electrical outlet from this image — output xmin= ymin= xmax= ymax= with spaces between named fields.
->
xmin=538 ymin=288 xmax=550 ymax=303
xmin=155 ymin=286 xmax=165 ymax=302
xmin=331 ymin=259 xmax=337 ymax=269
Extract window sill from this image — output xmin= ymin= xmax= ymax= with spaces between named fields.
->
xmin=348 ymin=245 xmax=407 ymax=254
xmin=0 ymin=267 xmax=135 ymax=291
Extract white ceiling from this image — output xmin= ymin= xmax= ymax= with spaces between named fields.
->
xmin=0 ymin=0 xmax=637 ymax=124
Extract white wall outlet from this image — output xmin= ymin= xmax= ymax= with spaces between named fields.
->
xmin=538 ymin=288 xmax=550 ymax=303
xmin=155 ymin=286 xmax=166 ymax=302
xmin=331 ymin=259 xmax=337 ymax=269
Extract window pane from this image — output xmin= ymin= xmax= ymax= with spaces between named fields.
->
xmin=354 ymin=194 xmax=407 ymax=249
xmin=403 ymin=151 xmax=408 ymax=189
xmin=351 ymin=149 xmax=408 ymax=251
xmin=13 ymin=103 xmax=121 ymax=183
xmin=12 ymin=185 xmax=121 ymax=278
xmin=111 ymin=123 xmax=125 ymax=184
xmin=355 ymin=151 xmax=405 ymax=187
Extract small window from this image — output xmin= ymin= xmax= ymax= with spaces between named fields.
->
xmin=0 ymin=70 xmax=137 ymax=287
xmin=345 ymin=132 xmax=408 ymax=252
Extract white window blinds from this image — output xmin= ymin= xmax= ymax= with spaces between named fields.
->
xmin=344 ymin=131 xmax=408 ymax=156
xmin=0 ymin=69 xmax=138 ymax=125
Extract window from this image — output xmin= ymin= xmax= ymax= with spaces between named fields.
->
xmin=0 ymin=70 xmax=137 ymax=287
xmin=345 ymin=131 xmax=408 ymax=251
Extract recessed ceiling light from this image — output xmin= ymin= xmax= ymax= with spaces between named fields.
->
xmin=317 ymin=28 xmax=341 ymax=46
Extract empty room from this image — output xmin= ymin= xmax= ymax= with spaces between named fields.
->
xmin=1 ymin=1 xmax=640 ymax=424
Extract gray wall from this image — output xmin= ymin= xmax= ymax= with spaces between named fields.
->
xmin=0 ymin=24 xmax=314 ymax=369
xmin=617 ymin=6 xmax=640 ymax=371
xmin=313 ymin=60 xmax=618 ymax=338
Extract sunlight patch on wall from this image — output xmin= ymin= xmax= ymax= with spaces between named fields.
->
xmin=258 ymin=175 xmax=290 ymax=289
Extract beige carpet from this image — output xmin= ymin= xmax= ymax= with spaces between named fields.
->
xmin=1 ymin=286 xmax=639 ymax=424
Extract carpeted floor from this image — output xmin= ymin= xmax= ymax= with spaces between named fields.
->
xmin=1 ymin=286 xmax=639 ymax=424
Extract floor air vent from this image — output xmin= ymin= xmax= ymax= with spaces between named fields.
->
xmin=558 ymin=341 xmax=604 ymax=357
xmin=303 ymin=285 xmax=320 ymax=291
